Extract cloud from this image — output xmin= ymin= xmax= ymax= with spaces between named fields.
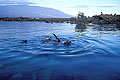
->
xmin=54 ymin=0 xmax=65 ymax=1
xmin=0 ymin=0 xmax=29 ymax=2
xmin=71 ymin=4 xmax=91 ymax=8
xmin=70 ymin=4 xmax=118 ymax=8
xmin=95 ymin=4 xmax=117 ymax=8
xmin=0 ymin=0 xmax=35 ymax=6
xmin=44 ymin=0 xmax=66 ymax=2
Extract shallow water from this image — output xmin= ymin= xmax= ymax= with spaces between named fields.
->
xmin=0 ymin=21 xmax=120 ymax=80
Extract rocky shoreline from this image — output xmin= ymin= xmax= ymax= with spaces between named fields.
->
xmin=0 ymin=12 xmax=120 ymax=24
xmin=0 ymin=17 xmax=77 ymax=24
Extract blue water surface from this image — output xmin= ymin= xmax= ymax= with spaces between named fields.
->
xmin=0 ymin=21 xmax=120 ymax=80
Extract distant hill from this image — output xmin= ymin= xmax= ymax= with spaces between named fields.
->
xmin=0 ymin=5 xmax=72 ymax=18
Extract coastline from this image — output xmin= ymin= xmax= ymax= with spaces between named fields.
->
xmin=0 ymin=17 xmax=77 ymax=24
xmin=0 ymin=13 xmax=120 ymax=25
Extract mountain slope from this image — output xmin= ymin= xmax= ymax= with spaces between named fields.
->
xmin=0 ymin=5 xmax=72 ymax=18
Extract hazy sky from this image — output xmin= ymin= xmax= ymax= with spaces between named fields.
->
xmin=0 ymin=0 xmax=120 ymax=16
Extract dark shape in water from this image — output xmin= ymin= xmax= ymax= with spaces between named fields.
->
xmin=45 ymin=34 xmax=71 ymax=45
xmin=75 ymin=24 xmax=86 ymax=32
xmin=64 ymin=40 xmax=71 ymax=45
xmin=53 ymin=33 xmax=61 ymax=42
xmin=53 ymin=33 xmax=71 ymax=45
xmin=23 ymin=40 xmax=27 ymax=43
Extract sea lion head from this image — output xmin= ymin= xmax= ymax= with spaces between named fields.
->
xmin=23 ymin=40 xmax=27 ymax=43
xmin=45 ymin=37 xmax=51 ymax=40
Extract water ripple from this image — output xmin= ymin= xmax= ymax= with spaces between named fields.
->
xmin=0 ymin=22 xmax=120 ymax=80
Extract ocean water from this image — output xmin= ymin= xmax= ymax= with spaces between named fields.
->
xmin=0 ymin=21 xmax=120 ymax=80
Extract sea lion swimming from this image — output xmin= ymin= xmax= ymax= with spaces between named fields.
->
xmin=64 ymin=40 xmax=71 ymax=45
xmin=45 ymin=37 xmax=51 ymax=40
xmin=23 ymin=40 xmax=27 ymax=43
xmin=45 ymin=34 xmax=71 ymax=45
xmin=22 ymin=34 xmax=71 ymax=45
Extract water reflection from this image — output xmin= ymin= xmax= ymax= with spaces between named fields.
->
xmin=94 ymin=24 xmax=120 ymax=31
xmin=75 ymin=24 xmax=120 ymax=37
xmin=116 ymin=24 xmax=120 ymax=29
xmin=75 ymin=24 xmax=120 ymax=32
xmin=75 ymin=24 xmax=86 ymax=32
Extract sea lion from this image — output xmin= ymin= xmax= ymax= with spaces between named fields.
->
xmin=23 ymin=40 xmax=27 ymax=43
xmin=45 ymin=34 xmax=71 ymax=45
xmin=64 ymin=40 xmax=71 ymax=45
xmin=45 ymin=37 xmax=51 ymax=40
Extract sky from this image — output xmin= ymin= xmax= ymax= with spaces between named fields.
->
xmin=0 ymin=0 xmax=120 ymax=16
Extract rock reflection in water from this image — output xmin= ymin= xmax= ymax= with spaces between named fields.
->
xmin=75 ymin=24 xmax=120 ymax=37
xmin=75 ymin=24 xmax=86 ymax=32
xmin=116 ymin=24 xmax=120 ymax=29
xmin=94 ymin=24 xmax=120 ymax=31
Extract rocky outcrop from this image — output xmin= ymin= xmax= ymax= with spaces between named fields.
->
xmin=88 ymin=12 xmax=120 ymax=24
